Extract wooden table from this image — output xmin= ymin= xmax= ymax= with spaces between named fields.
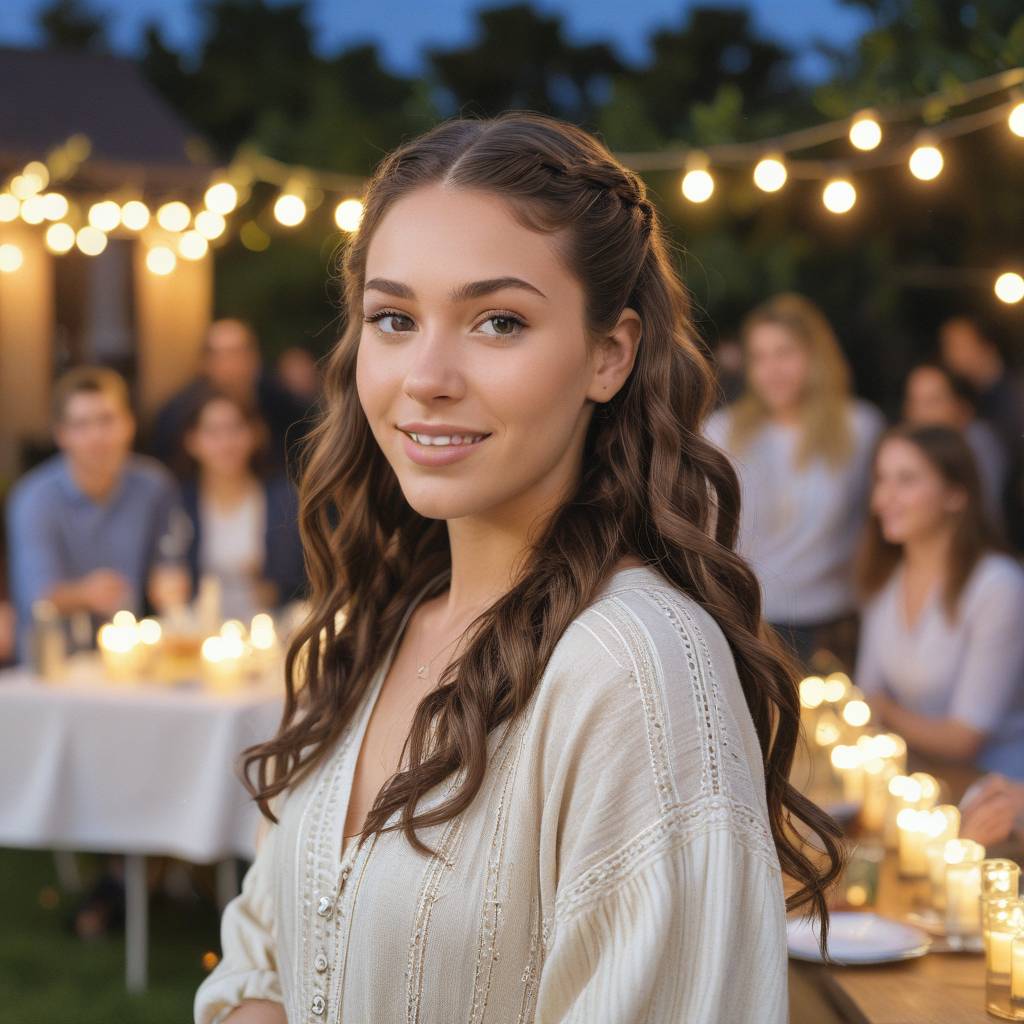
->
xmin=789 ymin=854 xmax=990 ymax=1023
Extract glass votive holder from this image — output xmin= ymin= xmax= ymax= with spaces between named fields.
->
xmin=841 ymin=838 xmax=884 ymax=909
xmin=984 ymin=896 xmax=1024 ymax=1019
xmin=937 ymin=835 xmax=983 ymax=917
xmin=944 ymin=845 xmax=986 ymax=950
xmin=983 ymin=860 xmax=1023 ymax=901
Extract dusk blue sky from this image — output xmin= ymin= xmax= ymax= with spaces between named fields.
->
xmin=0 ymin=1 xmax=872 ymax=79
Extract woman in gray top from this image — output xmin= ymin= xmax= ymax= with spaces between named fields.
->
xmin=856 ymin=424 xmax=1024 ymax=779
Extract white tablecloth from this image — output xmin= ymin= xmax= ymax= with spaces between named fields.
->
xmin=0 ymin=663 xmax=285 ymax=863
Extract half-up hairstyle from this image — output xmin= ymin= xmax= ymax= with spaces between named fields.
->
xmin=241 ymin=110 xmax=843 ymax=947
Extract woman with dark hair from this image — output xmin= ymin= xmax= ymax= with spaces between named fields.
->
xmin=856 ymin=424 xmax=1024 ymax=778
xmin=195 ymin=112 xmax=841 ymax=1024
xmin=180 ymin=388 xmax=305 ymax=620
xmin=705 ymin=294 xmax=884 ymax=667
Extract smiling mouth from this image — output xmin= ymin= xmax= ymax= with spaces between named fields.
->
xmin=400 ymin=430 xmax=491 ymax=448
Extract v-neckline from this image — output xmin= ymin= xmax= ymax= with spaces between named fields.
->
xmin=334 ymin=560 xmax=660 ymax=861
xmin=897 ymin=564 xmax=940 ymax=634
xmin=337 ymin=569 xmax=451 ymax=862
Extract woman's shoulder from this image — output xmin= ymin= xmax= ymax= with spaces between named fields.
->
xmin=703 ymin=405 xmax=734 ymax=447
xmin=966 ymin=553 xmax=1024 ymax=604
xmin=848 ymin=398 xmax=886 ymax=442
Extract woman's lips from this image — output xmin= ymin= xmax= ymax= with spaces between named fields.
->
xmin=399 ymin=429 xmax=490 ymax=467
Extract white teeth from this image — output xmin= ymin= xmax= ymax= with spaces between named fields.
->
xmin=407 ymin=431 xmax=486 ymax=447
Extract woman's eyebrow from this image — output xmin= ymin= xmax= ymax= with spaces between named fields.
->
xmin=364 ymin=276 xmax=547 ymax=302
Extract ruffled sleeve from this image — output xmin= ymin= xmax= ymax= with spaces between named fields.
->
xmin=194 ymin=817 xmax=283 ymax=1024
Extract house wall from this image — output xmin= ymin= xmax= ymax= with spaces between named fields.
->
xmin=133 ymin=243 xmax=212 ymax=424
xmin=0 ymin=223 xmax=52 ymax=484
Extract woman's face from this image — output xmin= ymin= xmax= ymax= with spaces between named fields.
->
xmin=356 ymin=184 xmax=639 ymax=524
xmin=186 ymin=398 xmax=257 ymax=477
xmin=745 ymin=322 xmax=809 ymax=415
xmin=871 ymin=437 xmax=964 ymax=545
xmin=903 ymin=366 xmax=969 ymax=428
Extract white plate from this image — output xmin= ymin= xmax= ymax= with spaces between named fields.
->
xmin=787 ymin=911 xmax=932 ymax=965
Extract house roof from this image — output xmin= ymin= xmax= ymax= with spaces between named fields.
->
xmin=0 ymin=46 xmax=213 ymax=189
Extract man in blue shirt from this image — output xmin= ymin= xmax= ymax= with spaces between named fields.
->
xmin=7 ymin=366 xmax=188 ymax=663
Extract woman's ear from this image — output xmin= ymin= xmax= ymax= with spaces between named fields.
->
xmin=587 ymin=307 xmax=641 ymax=403
xmin=945 ymin=486 xmax=968 ymax=515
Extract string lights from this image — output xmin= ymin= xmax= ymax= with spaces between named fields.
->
xmin=0 ymin=68 xmax=1018 ymax=300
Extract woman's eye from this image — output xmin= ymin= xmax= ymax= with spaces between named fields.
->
xmin=478 ymin=314 xmax=525 ymax=338
xmin=364 ymin=311 xmax=414 ymax=334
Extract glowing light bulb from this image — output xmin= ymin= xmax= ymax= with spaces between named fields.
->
xmin=88 ymin=200 xmax=122 ymax=232
xmin=909 ymin=143 xmax=943 ymax=181
xmin=146 ymin=245 xmax=177 ymax=275
xmin=273 ymin=193 xmax=306 ymax=226
xmin=194 ymin=209 xmax=226 ymax=239
xmin=156 ymin=200 xmax=191 ymax=232
xmin=41 ymin=192 xmax=68 ymax=220
xmin=334 ymin=198 xmax=364 ymax=231
xmin=204 ymin=181 xmax=238 ymax=214
xmin=842 ymin=699 xmax=871 ymax=727
xmin=681 ymin=168 xmax=714 ymax=203
xmin=849 ymin=113 xmax=882 ymax=151
xmin=1008 ymin=102 xmax=1024 ymax=138
xmin=753 ymin=156 xmax=787 ymax=192
xmin=19 ymin=195 xmax=47 ymax=224
xmin=178 ymin=230 xmax=209 ymax=260
xmin=45 ymin=222 xmax=76 ymax=254
xmin=120 ymin=200 xmax=151 ymax=231
xmin=0 ymin=243 xmax=24 ymax=272
xmin=0 ymin=193 xmax=18 ymax=222
xmin=994 ymin=271 xmax=1024 ymax=305
xmin=822 ymin=178 xmax=857 ymax=214
xmin=75 ymin=226 xmax=108 ymax=256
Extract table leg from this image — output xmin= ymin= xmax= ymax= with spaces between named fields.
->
xmin=124 ymin=854 xmax=148 ymax=992
xmin=216 ymin=859 xmax=240 ymax=910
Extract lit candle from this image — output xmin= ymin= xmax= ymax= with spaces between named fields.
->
xmin=984 ymin=895 xmax=1024 ymax=1019
xmin=897 ymin=808 xmax=933 ymax=878
xmin=942 ymin=840 xmax=986 ymax=939
xmin=831 ymin=744 xmax=865 ymax=803
xmin=201 ymin=622 xmax=247 ymax=691
xmin=1012 ymin=932 xmax=1024 ymax=1007
xmin=97 ymin=610 xmax=144 ymax=681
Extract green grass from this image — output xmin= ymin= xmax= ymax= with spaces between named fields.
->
xmin=0 ymin=847 xmax=226 ymax=1023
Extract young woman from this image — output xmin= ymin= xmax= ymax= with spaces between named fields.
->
xmin=856 ymin=424 xmax=1024 ymax=778
xmin=705 ymin=294 xmax=885 ymax=667
xmin=195 ymin=112 xmax=841 ymax=1024
xmin=180 ymin=388 xmax=305 ymax=621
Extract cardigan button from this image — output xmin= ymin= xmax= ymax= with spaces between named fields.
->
xmin=311 ymin=994 xmax=326 ymax=1015
xmin=317 ymin=896 xmax=333 ymax=917
xmin=314 ymin=953 xmax=328 ymax=973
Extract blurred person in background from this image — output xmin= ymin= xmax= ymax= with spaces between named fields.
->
xmin=705 ymin=292 xmax=885 ymax=667
xmin=179 ymin=387 xmax=306 ymax=621
xmin=902 ymin=361 xmax=1007 ymax=534
xmin=856 ymin=424 xmax=1024 ymax=779
xmin=6 ymin=367 xmax=184 ymax=664
xmin=274 ymin=342 xmax=322 ymax=411
xmin=939 ymin=314 xmax=1024 ymax=547
xmin=959 ymin=774 xmax=1024 ymax=848
xmin=149 ymin=318 xmax=311 ymax=473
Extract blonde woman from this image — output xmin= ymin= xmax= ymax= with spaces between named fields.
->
xmin=705 ymin=294 xmax=884 ymax=666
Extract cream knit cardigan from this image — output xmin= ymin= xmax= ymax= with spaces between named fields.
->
xmin=195 ymin=565 xmax=788 ymax=1024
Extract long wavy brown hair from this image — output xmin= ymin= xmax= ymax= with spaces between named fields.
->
xmin=728 ymin=292 xmax=855 ymax=468
xmin=857 ymin=423 xmax=998 ymax=620
xmin=241 ymin=110 xmax=843 ymax=943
